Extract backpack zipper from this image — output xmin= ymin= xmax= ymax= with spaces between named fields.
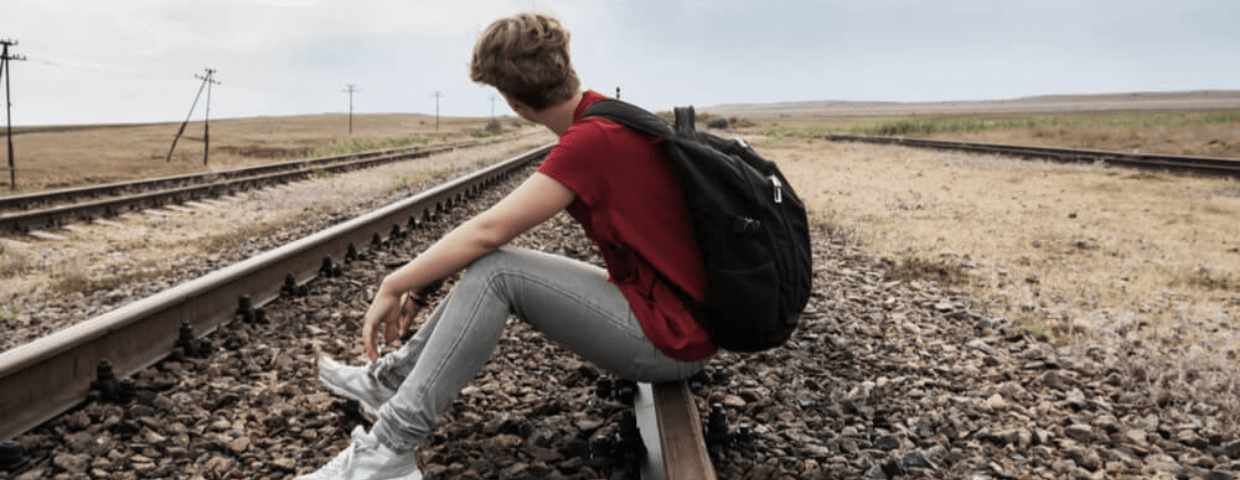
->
xmin=770 ymin=175 xmax=783 ymax=204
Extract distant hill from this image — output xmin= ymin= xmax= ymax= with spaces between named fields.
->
xmin=702 ymin=90 xmax=1240 ymax=118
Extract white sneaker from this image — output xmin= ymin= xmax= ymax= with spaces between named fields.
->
xmin=295 ymin=426 xmax=422 ymax=480
xmin=318 ymin=357 xmax=397 ymax=416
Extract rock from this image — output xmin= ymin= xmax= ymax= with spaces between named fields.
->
xmin=229 ymin=436 xmax=250 ymax=454
xmin=203 ymin=456 xmax=234 ymax=476
xmin=874 ymin=435 xmax=901 ymax=451
xmin=1220 ymin=439 xmax=1240 ymax=459
xmin=14 ymin=469 xmax=47 ymax=480
xmin=1065 ymin=424 xmax=1094 ymax=442
xmin=1065 ymin=389 xmax=1088 ymax=409
xmin=574 ymin=418 xmax=603 ymax=431
xmin=1065 ymin=445 xmax=1101 ymax=471
xmin=65 ymin=411 xmax=92 ymax=431
xmin=52 ymin=453 xmax=91 ymax=474
xmin=983 ymin=393 xmax=1010 ymax=410
xmin=272 ymin=458 xmax=297 ymax=471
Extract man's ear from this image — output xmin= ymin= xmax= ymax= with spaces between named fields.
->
xmin=502 ymin=94 xmax=535 ymax=120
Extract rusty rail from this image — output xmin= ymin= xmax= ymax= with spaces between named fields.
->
xmin=826 ymin=134 xmax=1240 ymax=177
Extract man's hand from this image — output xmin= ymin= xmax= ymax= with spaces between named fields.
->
xmin=361 ymin=289 xmax=422 ymax=362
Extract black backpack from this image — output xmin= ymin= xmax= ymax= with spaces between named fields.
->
xmin=583 ymin=99 xmax=813 ymax=352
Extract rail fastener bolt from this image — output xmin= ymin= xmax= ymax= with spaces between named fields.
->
xmin=176 ymin=321 xmax=214 ymax=358
xmin=707 ymin=403 xmax=731 ymax=446
xmin=594 ymin=377 xmax=614 ymax=401
xmin=91 ymin=359 xmax=137 ymax=405
xmin=0 ymin=440 xmax=35 ymax=475
xmin=320 ymin=256 xmax=342 ymax=279
xmin=615 ymin=378 xmax=637 ymax=405
xmin=281 ymin=273 xmax=307 ymax=297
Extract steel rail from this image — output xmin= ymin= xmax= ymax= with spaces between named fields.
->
xmin=0 ymin=143 xmax=470 ymax=234
xmin=0 ymin=139 xmax=481 ymax=213
xmin=826 ymin=134 xmax=1240 ymax=177
xmin=0 ymin=145 xmax=550 ymax=442
xmin=636 ymin=382 xmax=717 ymax=480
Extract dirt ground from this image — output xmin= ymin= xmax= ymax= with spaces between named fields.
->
xmin=763 ymin=133 xmax=1240 ymax=357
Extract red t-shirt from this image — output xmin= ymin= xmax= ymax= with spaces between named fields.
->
xmin=537 ymin=91 xmax=716 ymax=361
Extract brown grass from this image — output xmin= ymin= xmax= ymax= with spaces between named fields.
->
xmin=928 ymin=122 xmax=1240 ymax=158
xmin=760 ymin=121 xmax=1240 ymax=354
xmin=3 ymin=113 xmax=538 ymax=193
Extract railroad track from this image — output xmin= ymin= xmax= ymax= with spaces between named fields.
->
xmin=0 ymin=144 xmax=715 ymax=479
xmin=826 ymin=134 xmax=1240 ymax=177
xmin=0 ymin=139 xmax=489 ymax=236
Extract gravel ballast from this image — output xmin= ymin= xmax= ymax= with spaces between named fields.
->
xmin=4 ymin=140 xmax=1239 ymax=480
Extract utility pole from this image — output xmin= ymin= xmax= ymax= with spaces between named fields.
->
xmin=343 ymin=84 xmax=360 ymax=134
xmin=431 ymin=91 xmax=444 ymax=131
xmin=166 ymin=68 xmax=219 ymax=165
xmin=196 ymin=68 xmax=220 ymax=165
xmin=489 ymin=95 xmax=496 ymax=121
xmin=2 ymin=39 xmax=25 ymax=191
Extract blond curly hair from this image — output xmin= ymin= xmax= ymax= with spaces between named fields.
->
xmin=469 ymin=13 xmax=581 ymax=111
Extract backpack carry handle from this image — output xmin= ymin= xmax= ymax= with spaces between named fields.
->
xmin=674 ymin=106 xmax=695 ymax=135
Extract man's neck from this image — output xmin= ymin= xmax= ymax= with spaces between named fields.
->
xmin=537 ymin=91 xmax=584 ymax=136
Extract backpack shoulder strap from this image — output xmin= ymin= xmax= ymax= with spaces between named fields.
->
xmin=582 ymin=98 xmax=675 ymax=139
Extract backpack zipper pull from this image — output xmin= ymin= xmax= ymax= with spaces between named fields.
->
xmin=770 ymin=175 xmax=783 ymax=204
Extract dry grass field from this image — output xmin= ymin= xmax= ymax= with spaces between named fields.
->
xmin=714 ymin=91 xmax=1240 ymax=364
xmin=2 ymin=113 xmax=539 ymax=192
xmin=4 ymin=90 xmax=1238 ymax=360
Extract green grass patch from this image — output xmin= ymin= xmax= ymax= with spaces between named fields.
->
xmin=0 ymin=305 xmax=19 ymax=323
xmin=760 ymin=124 xmax=840 ymax=140
xmin=1179 ymin=268 xmax=1238 ymax=292
xmin=311 ymin=136 xmax=432 ymax=157
xmin=309 ymin=166 xmax=331 ymax=179
xmin=881 ymin=254 xmax=970 ymax=286
xmin=1016 ymin=322 xmax=1051 ymax=340
xmin=468 ymin=129 xmax=502 ymax=138
xmin=392 ymin=174 xmax=411 ymax=190
xmin=52 ymin=272 xmax=137 ymax=297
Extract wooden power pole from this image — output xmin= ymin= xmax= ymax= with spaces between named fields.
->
xmin=167 ymin=68 xmax=220 ymax=165
xmin=196 ymin=69 xmax=220 ymax=165
xmin=431 ymin=91 xmax=444 ymax=131
xmin=343 ymin=84 xmax=360 ymax=134
xmin=1 ymin=39 xmax=25 ymax=191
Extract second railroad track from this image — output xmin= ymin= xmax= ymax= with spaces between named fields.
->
xmin=826 ymin=133 xmax=1240 ymax=178
xmin=0 ymin=139 xmax=490 ymax=236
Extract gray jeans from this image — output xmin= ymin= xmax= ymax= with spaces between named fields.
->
xmin=369 ymin=246 xmax=711 ymax=451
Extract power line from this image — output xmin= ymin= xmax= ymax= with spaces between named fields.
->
xmin=431 ymin=91 xmax=445 ymax=131
xmin=2 ymin=39 xmax=26 ymax=191
xmin=343 ymin=84 xmax=360 ymax=134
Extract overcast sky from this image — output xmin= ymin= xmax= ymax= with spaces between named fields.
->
xmin=1 ymin=0 xmax=1237 ymax=126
